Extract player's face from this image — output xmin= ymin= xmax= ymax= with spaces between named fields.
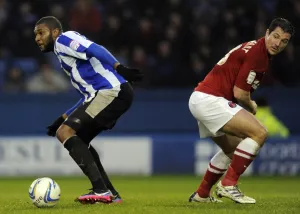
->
xmin=265 ymin=27 xmax=291 ymax=55
xmin=34 ymin=24 xmax=55 ymax=53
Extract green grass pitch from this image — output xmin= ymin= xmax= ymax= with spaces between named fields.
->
xmin=0 ymin=176 xmax=300 ymax=214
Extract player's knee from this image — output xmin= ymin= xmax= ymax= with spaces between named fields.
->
xmin=250 ymin=125 xmax=268 ymax=146
xmin=56 ymin=125 xmax=76 ymax=143
xmin=258 ymin=126 xmax=268 ymax=144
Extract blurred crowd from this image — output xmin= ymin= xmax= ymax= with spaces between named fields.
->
xmin=0 ymin=0 xmax=300 ymax=93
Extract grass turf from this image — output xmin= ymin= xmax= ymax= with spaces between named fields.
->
xmin=0 ymin=176 xmax=299 ymax=214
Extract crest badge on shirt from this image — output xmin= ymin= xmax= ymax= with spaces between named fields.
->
xmin=228 ymin=101 xmax=237 ymax=108
xmin=70 ymin=40 xmax=80 ymax=51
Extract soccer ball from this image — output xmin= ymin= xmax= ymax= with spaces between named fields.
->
xmin=28 ymin=177 xmax=61 ymax=208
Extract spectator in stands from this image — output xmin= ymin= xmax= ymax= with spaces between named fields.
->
xmin=130 ymin=17 xmax=158 ymax=55
xmin=99 ymin=14 xmax=127 ymax=51
xmin=131 ymin=45 xmax=151 ymax=87
xmin=26 ymin=63 xmax=70 ymax=93
xmin=152 ymin=40 xmax=177 ymax=86
xmin=2 ymin=66 xmax=26 ymax=93
xmin=68 ymin=0 xmax=102 ymax=42
xmin=49 ymin=3 xmax=68 ymax=30
xmin=0 ymin=0 xmax=8 ymax=31
xmin=10 ymin=1 xmax=39 ymax=57
xmin=0 ymin=0 xmax=299 ymax=89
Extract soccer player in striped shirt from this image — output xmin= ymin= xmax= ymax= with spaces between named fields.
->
xmin=34 ymin=16 xmax=143 ymax=204
xmin=188 ymin=18 xmax=294 ymax=204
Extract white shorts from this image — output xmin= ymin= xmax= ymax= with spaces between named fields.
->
xmin=189 ymin=91 xmax=242 ymax=138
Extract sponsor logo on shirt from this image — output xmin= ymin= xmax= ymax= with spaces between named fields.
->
xmin=70 ymin=40 xmax=80 ymax=51
xmin=252 ymin=80 xmax=260 ymax=90
xmin=247 ymin=71 xmax=256 ymax=84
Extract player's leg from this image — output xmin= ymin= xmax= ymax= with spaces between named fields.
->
xmin=88 ymin=83 xmax=133 ymax=202
xmin=88 ymin=146 xmax=121 ymax=197
xmin=190 ymin=135 xmax=241 ymax=203
xmin=86 ymin=83 xmax=132 ymax=202
xmin=77 ymin=126 xmax=122 ymax=202
xmin=72 ymin=82 xmax=133 ymax=203
xmin=212 ymin=134 xmax=242 ymax=159
xmin=189 ymin=92 xmax=242 ymax=202
xmin=56 ymin=112 xmax=112 ymax=204
xmin=215 ymin=109 xmax=267 ymax=204
xmin=189 ymin=148 xmax=228 ymax=203
xmin=189 ymin=92 xmax=266 ymax=203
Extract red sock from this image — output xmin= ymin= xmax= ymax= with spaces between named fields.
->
xmin=196 ymin=162 xmax=227 ymax=198
xmin=222 ymin=138 xmax=260 ymax=186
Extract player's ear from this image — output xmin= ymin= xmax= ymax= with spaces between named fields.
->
xmin=265 ymin=29 xmax=270 ymax=37
xmin=52 ymin=28 xmax=60 ymax=38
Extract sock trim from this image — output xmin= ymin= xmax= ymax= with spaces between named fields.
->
xmin=235 ymin=148 xmax=257 ymax=159
xmin=208 ymin=163 xmax=227 ymax=174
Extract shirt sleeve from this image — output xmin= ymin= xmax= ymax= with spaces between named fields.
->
xmin=234 ymin=50 xmax=260 ymax=92
xmin=55 ymin=32 xmax=92 ymax=60
xmin=86 ymin=43 xmax=118 ymax=67
xmin=55 ymin=32 xmax=118 ymax=67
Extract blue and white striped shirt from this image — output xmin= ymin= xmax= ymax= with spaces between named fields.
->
xmin=54 ymin=31 xmax=126 ymax=115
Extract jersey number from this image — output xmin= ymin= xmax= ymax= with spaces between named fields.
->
xmin=217 ymin=40 xmax=257 ymax=66
xmin=217 ymin=45 xmax=242 ymax=65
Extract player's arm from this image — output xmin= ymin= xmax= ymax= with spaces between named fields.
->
xmin=65 ymin=97 xmax=84 ymax=116
xmin=234 ymin=54 xmax=259 ymax=114
xmin=233 ymin=86 xmax=257 ymax=114
xmin=86 ymin=43 xmax=143 ymax=82
xmin=55 ymin=34 xmax=119 ymax=66
xmin=56 ymin=33 xmax=143 ymax=82
xmin=46 ymin=97 xmax=84 ymax=137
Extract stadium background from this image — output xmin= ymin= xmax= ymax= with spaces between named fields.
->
xmin=0 ymin=0 xmax=299 ymax=177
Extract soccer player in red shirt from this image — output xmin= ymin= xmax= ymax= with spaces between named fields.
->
xmin=188 ymin=18 xmax=294 ymax=204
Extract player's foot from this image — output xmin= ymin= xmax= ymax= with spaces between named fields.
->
xmin=215 ymin=181 xmax=256 ymax=204
xmin=75 ymin=190 xmax=113 ymax=204
xmin=188 ymin=192 xmax=222 ymax=203
xmin=112 ymin=193 xmax=122 ymax=203
xmin=108 ymin=190 xmax=122 ymax=203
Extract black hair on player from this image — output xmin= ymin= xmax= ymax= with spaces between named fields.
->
xmin=36 ymin=16 xmax=63 ymax=32
xmin=268 ymin=18 xmax=295 ymax=37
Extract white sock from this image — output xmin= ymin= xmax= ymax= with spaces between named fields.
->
xmin=234 ymin=137 xmax=260 ymax=159
xmin=208 ymin=150 xmax=231 ymax=174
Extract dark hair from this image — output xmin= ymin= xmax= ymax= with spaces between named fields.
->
xmin=268 ymin=18 xmax=295 ymax=37
xmin=36 ymin=16 xmax=63 ymax=32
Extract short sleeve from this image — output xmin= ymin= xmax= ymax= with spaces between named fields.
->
xmin=235 ymin=50 xmax=261 ymax=91
xmin=55 ymin=31 xmax=93 ymax=60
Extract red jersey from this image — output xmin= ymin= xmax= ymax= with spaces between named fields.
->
xmin=195 ymin=38 xmax=270 ymax=101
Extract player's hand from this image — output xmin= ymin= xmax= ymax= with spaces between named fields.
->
xmin=250 ymin=100 xmax=257 ymax=115
xmin=116 ymin=64 xmax=144 ymax=83
xmin=47 ymin=116 xmax=65 ymax=137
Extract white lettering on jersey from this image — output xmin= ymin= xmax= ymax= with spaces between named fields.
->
xmin=242 ymin=40 xmax=257 ymax=53
xmin=247 ymin=71 xmax=256 ymax=84
xmin=217 ymin=45 xmax=242 ymax=66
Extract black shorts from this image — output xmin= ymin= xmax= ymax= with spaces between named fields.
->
xmin=64 ymin=82 xmax=133 ymax=143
